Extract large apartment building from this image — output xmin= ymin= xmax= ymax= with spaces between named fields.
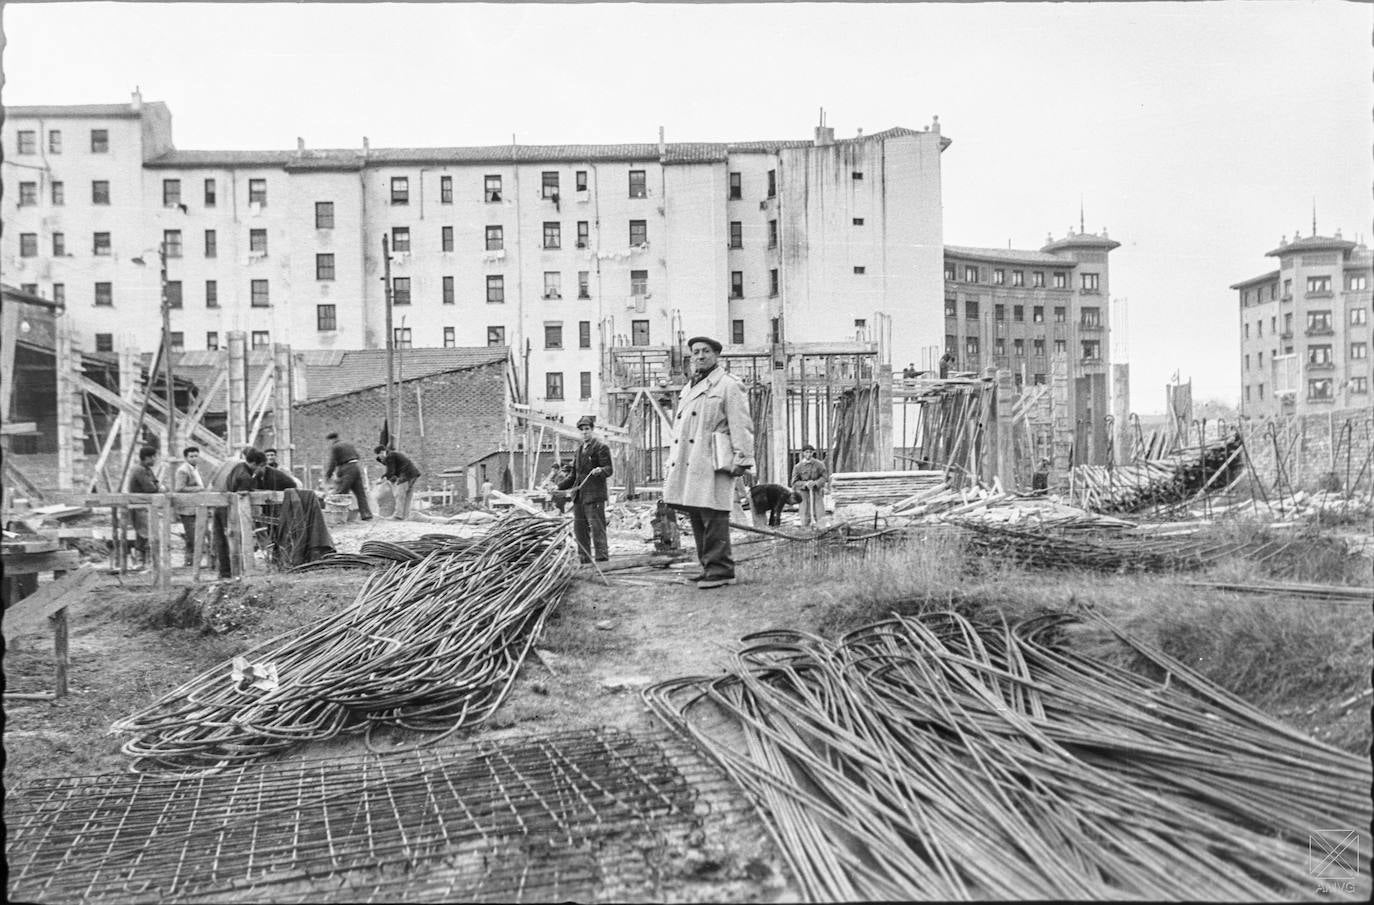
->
xmin=3 ymin=94 xmax=950 ymax=418
xmin=941 ymin=231 xmax=1119 ymax=463
xmin=1232 ymin=231 xmax=1372 ymax=416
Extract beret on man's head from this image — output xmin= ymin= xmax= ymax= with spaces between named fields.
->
xmin=576 ymin=415 xmax=596 ymax=429
xmin=326 ymin=432 xmax=339 ymax=441
xmin=686 ymin=336 xmax=723 ymax=353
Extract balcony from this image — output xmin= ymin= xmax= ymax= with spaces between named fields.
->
xmin=1280 ymin=330 xmax=1293 ymax=340
xmin=1306 ymin=360 xmax=1334 ymax=371
xmin=1078 ymin=322 xmax=1105 ymax=334
xmin=1305 ymin=326 xmax=1335 ymax=337
xmin=1305 ymin=290 xmax=1334 ymax=300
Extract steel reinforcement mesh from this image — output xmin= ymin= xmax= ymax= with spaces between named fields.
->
xmin=6 ymin=727 xmax=757 ymax=904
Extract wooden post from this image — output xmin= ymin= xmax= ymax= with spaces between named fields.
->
xmin=192 ymin=505 xmax=208 ymax=580
xmin=770 ymin=354 xmax=788 ymax=486
xmin=156 ymin=495 xmax=174 ymax=590
xmin=994 ymin=368 xmax=1016 ymax=490
xmin=227 ymin=331 xmax=248 ymax=452
xmin=1051 ymin=352 xmax=1072 ymax=491
xmin=52 ymin=606 xmax=70 ymax=698
xmin=1111 ymin=362 xmax=1131 ymax=467
xmin=875 ymin=363 xmax=894 ymax=471
xmin=232 ymin=493 xmax=256 ymax=576
xmin=55 ymin=314 xmax=86 ymax=491
xmin=272 ymin=344 xmax=293 ymax=471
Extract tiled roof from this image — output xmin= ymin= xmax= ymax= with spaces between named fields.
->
xmin=144 ymin=150 xmax=292 ymax=168
xmin=1228 ymin=270 xmax=1281 ymax=291
xmin=5 ymin=103 xmax=156 ymax=119
xmin=944 ymin=245 xmax=1073 ymax=266
xmin=1265 ymin=235 xmax=1357 ymax=258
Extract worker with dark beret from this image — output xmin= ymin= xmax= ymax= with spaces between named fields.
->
xmin=559 ymin=415 xmax=613 ymax=563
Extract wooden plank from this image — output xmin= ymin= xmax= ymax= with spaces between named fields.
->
xmin=192 ymin=505 xmax=208 ymax=580
xmin=1 ymin=550 xmax=81 ymax=577
xmin=53 ymin=607 xmax=70 ymax=697
xmin=1 ymin=538 xmax=62 ymax=554
xmin=0 ymin=422 xmax=39 ymax=436
xmin=2 ymin=457 xmax=46 ymax=503
xmin=84 ymin=491 xmax=285 ymax=506
xmin=156 ymin=495 xmax=173 ymax=590
xmin=2 ymin=567 xmax=100 ymax=636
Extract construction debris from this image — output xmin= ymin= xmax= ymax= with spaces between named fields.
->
xmin=645 ymin=611 xmax=1371 ymax=901
xmin=1072 ymin=433 xmax=1247 ymax=514
xmin=830 ymin=470 xmax=945 ymax=508
xmin=112 ymin=515 xmax=574 ymax=773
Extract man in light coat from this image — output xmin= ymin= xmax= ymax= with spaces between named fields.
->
xmin=663 ymin=336 xmax=755 ymax=589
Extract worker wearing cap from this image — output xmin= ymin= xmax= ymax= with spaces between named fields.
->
xmin=790 ymin=444 xmax=829 ymax=529
xmin=559 ymin=415 xmax=613 ymax=563
xmin=324 ymin=432 xmax=372 ymax=520
xmin=663 ymin=335 xmax=754 ymax=589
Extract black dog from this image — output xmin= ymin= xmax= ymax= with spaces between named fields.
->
xmin=748 ymin=483 xmax=800 ymax=527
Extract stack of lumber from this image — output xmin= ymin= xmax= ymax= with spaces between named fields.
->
xmin=1074 ymin=433 xmax=1246 ymax=514
xmin=831 ymin=470 xmax=945 ymax=508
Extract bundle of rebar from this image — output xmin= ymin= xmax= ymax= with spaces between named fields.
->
xmin=645 ymin=612 xmax=1371 ymax=901
xmin=1075 ymin=432 xmax=1247 ymax=514
xmin=7 ymin=728 xmax=751 ymax=904
xmin=112 ymin=515 xmax=574 ymax=773
xmin=830 ymin=470 xmax=946 ymax=508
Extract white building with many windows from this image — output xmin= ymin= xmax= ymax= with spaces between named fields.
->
xmin=3 ymin=94 xmax=950 ymax=416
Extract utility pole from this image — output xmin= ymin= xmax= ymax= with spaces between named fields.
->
xmin=159 ymin=242 xmax=176 ymax=458
xmin=382 ymin=234 xmax=396 ymax=446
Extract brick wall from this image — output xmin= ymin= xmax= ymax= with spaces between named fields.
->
xmin=1239 ymin=406 xmax=1373 ymax=493
xmin=292 ymin=361 xmax=509 ymax=496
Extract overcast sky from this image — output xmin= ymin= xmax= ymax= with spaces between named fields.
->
xmin=5 ymin=1 xmax=1368 ymax=414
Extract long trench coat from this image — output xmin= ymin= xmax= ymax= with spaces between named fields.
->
xmin=662 ymin=366 xmax=755 ymax=511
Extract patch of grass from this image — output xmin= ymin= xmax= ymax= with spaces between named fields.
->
xmin=1193 ymin=518 xmax=1371 ymax=585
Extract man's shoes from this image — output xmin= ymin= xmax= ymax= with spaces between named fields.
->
xmin=696 ymin=577 xmax=737 ymax=590
xmin=360 ymin=516 xmax=373 ymax=521
xmin=594 ymin=556 xmax=609 ymax=562
xmin=683 ymin=572 xmax=707 ymax=583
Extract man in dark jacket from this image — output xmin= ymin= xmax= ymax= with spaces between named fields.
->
xmin=126 ymin=445 xmax=163 ymax=568
xmin=558 ymin=415 xmax=613 ymax=563
xmin=325 ymin=432 xmax=372 ymax=520
xmin=208 ymin=447 xmax=266 ymax=579
xmin=375 ymin=446 xmax=422 ymax=520
xmin=749 ymin=482 xmax=799 ymax=528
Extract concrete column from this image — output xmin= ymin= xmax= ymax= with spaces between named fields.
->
xmin=995 ymin=368 xmax=1016 ymax=489
xmin=55 ymin=315 xmax=86 ymax=491
xmin=875 ymin=363 xmax=894 ymax=471
xmin=272 ymin=343 xmax=293 ymax=471
xmin=118 ymin=338 xmax=139 ymax=454
xmin=1050 ymin=352 xmax=1072 ymax=490
xmin=227 ymin=331 xmax=248 ymax=452
xmin=1111 ymin=363 xmax=1131 ymax=466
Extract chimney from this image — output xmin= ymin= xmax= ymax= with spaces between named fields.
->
xmin=297 ymin=137 xmax=306 ymax=151
xmin=130 ymin=87 xmax=143 ymax=112
xmin=658 ymin=126 xmax=666 ymax=160
xmin=362 ymin=136 xmax=370 ymax=157
xmin=814 ymin=107 xmax=834 ymax=146
xmin=930 ymin=114 xmax=941 ymax=134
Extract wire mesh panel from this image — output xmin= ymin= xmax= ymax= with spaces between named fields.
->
xmin=6 ymin=727 xmax=754 ymax=904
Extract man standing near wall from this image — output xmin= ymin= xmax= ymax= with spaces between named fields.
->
xmin=375 ymin=445 xmax=422 ymax=520
xmin=663 ymin=336 xmax=755 ymax=590
xmin=325 ymin=432 xmax=372 ymax=520
xmin=558 ymin=416 xmax=612 ymax=563
xmin=126 ymin=445 xmax=163 ymax=569
xmin=172 ymin=446 xmax=206 ymax=567
xmin=790 ymin=444 xmax=830 ymax=529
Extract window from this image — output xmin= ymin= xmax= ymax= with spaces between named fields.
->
xmin=853 ymin=266 xmax=866 ymax=275
xmin=487 ymin=275 xmax=505 ymax=304
xmin=206 ymin=332 xmax=219 ymax=350
xmin=249 ymin=228 xmax=267 ymax=255
xmin=1307 ymin=275 xmax=1332 ymax=294
xmin=1353 ymin=308 xmax=1369 ymax=326
xmin=629 ymin=170 xmax=647 ymax=198
xmin=169 ymin=332 xmax=185 ymax=353
xmin=964 ymin=265 xmax=979 ymax=283
xmin=1244 ymin=323 xmax=1251 ymax=339
xmin=545 ymin=372 xmax=564 ymax=400
xmin=391 ymin=277 xmax=411 ymax=305
xmin=1052 ymin=272 xmax=1067 ymax=289
xmin=945 ymin=334 xmax=957 ymax=352
xmin=443 ymin=327 xmax=456 ymax=348
xmin=576 ymin=170 xmax=588 ymax=192
xmin=992 ymin=269 xmax=1005 ymax=285
xmin=1011 ymin=270 xmax=1025 ymax=288
xmin=965 ymin=300 xmax=979 ymax=320
xmin=1081 ymin=306 xmax=1101 ymax=326
xmin=1271 ymin=316 xmax=1277 ymax=333
xmin=205 ymin=178 xmax=217 ymax=207
xmin=316 ymin=253 xmax=335 ymax=280
xmin=1013 ymin=339 xmax=1025 ymax=357
xmin=729 ymin=172 xmax=742 ymax=200
xmin=90 ymin=129 xmax=109 ymax=153
xmin=51 ymin=181 xmax=64 ymax=205
xmin=1258 ymin=383 xmax=1264 ymax=400
xmin=1282 ymin=278 xmax=1292 ymax=297
xmin=1348 ymin=274 xmax=1369 ymax=291
xmin=541 ymin=171 xmax=560 ymax=199
xmin=1013 ymin=305 xmax=1025 ymax=322
xmin=92 ymin=180 xmax=110 ymax=204
xmin=1308 ymin=345 xmax=1332 ymax=366
xmin=95 ymin=333 xmax=114 ymax=352
xmin=729 ymin=221 xmax=743 ymax=249
xmin=18 ymin=182 xmax=37 ymax=206
xmin=162 ymin=179 xmax=181 ymax=207
xmin=629 ymin=220 xmax=647 ymax=246
xmin=19 ymin=234 xmax=38 ymax=257
xmin=248 ymin=178 xmax=267 ymax=206
xmin=54 ymin=284 xmax=66 ymax=307
xmin=1306 ymin=311 xmax=1333 ymax=333
xmin=1258 ymin=351 xmax=1263 ymax=367
xmin=1054 ymin=306 xmax=1066 ymax=323
xmin=578 ymin=271 xmax=591 ymax=300
xmin=631 ymin=270 xmax=649 ymax=297
xmin=20 ymin=284 xmax=37 ymax=296
xmin=1244 ymin=386 xmax=1251 ymax=403
xmin=315 ymin=201 xmax=334 ymax=229
xmin=488 ymin=325 xmax=506 ymax=346
xmin=732 ymin=319 xmax=745 ymax=345
xmin=631 ymin=319 xmax=650 ymax=346
xmin=251 ymin=279 xmax=271 ymax=307
xmin=1352 ymin=377 xmax=1369 ymax=394
xmin=580 ymin=371 xmax=592 ymax=400
xmin=1353 ymin=342 xmax=1369 ymax=360
xmin=853 ymin=217 xmax=864 ymax=226
xmin=1033 ymin=339 xmax=1046 ymax=356
xmin=944 ymin=263 xmax=956 ymax=281
xmin=767 ymin=170 xmax=776 ymax=198
xmin=1054 ymin=339 xmax=1067 ymax=356
xmin=316 ymin=304 xmax=337 ymax=331
xmin=391 ymin=327 xmax=412 ymax=350
xmin=95 ymin=282 xmax=113 ymax=306
xmin=442 ymin=275 xmax=455 ymax=305
xmin=1032 ymin=306 xmax=1045 ymax=323
xmin=579 ymin=321 xmax=592 ymax=348
xmin=1256 ymin=320 xmax=1263 ymax=338
xmin=93 ymin=232 xmax=111 ymax=256
xmin=441 ymin=226 xmax=454 ymax=252
xmin=767 ymin=220 xmax=779 ymax=248
xmin=52 ymin=232 xmax=65 ymax=256
xmin=391 ymin=177 xmax=409 ymax=205
xmin=1032 ymin=271 xmax=1045 ymax=288
xmin=769 ymin=269 xmax=779 ymax=297
xmin=165 ymin=281 xmax=183 ymax=309
xmin=965 ymin=337 xmax=980 ymax=358
xmin=485 ymin=175 xmax=503 ymax=202
xmin=576 ymin=221 xmax=590 ymax=248
xmin=944 ymin=298 xmax=957 ymax=317
xmin=1081 ymin=272 xmax=1100 ymax=292
xmin=544 ymin=272 xmax=563 ymax=299
xmin=206 ymin=280 xmax=219 ymax=308
xmin=48 ymin=130 xmax=61 ymax=153
xmin=543 ymin=222 xmax=561 ymax=249
xmin=440 ymin=175 xmax=453 ymax=204
xmin=485 ymin=226 xmax=504 ymax=250
xmin=544 ymin=323 xmax=563 ymax=349
xmin=851 ymin=170 xmax=864 ymax=181
xmin=994 ymin=339 xmax=1005 ymax=356
xmin=1284 ymin=312 xmax=1293 ymax=334
xmin=731 ymin=271 xmax=744 ymax=299
xmin=391 ymin=227 xmax=411 ymax=253
xmin=1308 ymin=378 xmax=1333 ymax=400
xmin=205 ymin=230 xmax=218 ymax=258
